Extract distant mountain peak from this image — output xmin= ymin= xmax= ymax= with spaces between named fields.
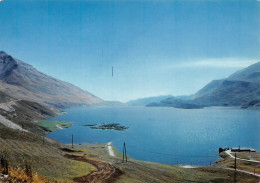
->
xmin=0 ymin=51 xmax=7 ymax=55
xmin=0 ymin=51 xmax=18 ymax=79
xmin=228 ymin=61 xmax=260 ymax=80
xmin=0 ymin=51 xmax=13 ymax=60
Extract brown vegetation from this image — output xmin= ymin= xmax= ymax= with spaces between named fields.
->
xmin=65 ymin=154 xmax=123 ymax=183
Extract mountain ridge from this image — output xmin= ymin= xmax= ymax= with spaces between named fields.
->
xmin=127 ymin=95 xmax=174 ymax=106
xmin=0 ymin=51 xmax=103 ymax=108
xmin=192 ymin=61 xmax=260 ymax=107
xmin=147 ymin=61 xmax=260 ymax=109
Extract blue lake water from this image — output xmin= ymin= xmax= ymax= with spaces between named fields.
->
xmin=45 ymin=106 xmax=260 ymax=166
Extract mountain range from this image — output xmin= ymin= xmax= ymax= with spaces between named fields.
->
xmin=127 ymin=95 xmax=174 ymax=106
xmin=192 ymin=61 xmax=260 ymax=108
xmin=146 ymin=61 xmax=260 ymax=109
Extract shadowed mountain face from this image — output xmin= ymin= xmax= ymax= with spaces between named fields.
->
xmin=191 ymin=61 xmax=260 ymax=108
xmin=0 ymin=51 xmax=102 ymax=108
xmin=147 ymin=62 xmax=260 ymax=109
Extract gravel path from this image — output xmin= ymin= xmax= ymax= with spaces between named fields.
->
xmin=225 ymin=150 xmax=260 ymax=163
xmin=65 ymin=154 xmax=122 ymax=183
xmin=107 ymin=142 xmax=115 ymax=157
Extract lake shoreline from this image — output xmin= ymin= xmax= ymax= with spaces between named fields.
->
xmin=39 ymin=111 xmax=260 ymax=178
xmin=42 ymin=106 xmax=260 ymax=166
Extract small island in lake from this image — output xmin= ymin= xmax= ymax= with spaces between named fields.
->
xmin=82 ymin=123 xmax=129 ymax=131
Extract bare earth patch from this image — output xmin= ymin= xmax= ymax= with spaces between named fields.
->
xmin=65 ymin=154 xmax=123 ymax=183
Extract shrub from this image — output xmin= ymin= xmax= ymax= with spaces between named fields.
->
xmin=0 ymin=152 xmax=8 ymax=175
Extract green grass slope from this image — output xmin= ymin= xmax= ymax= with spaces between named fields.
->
xmin=73 ymin=143 xmax=259 ymax=183
xmin=0 ymin=124 xmax=96 ymax=182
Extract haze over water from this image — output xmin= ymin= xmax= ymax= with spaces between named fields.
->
xmin=46 ymin=106 xmax=260 ymax=165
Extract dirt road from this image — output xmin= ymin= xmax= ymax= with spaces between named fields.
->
xmin=65 ymin=154 xmax=122 ymax=183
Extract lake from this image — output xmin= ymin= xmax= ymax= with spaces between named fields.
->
xmin=45 ymin=106 xmax=260 ymax=166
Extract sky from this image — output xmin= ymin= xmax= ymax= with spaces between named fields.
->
xmin=0 ymin=0 xmax=259 ymax=102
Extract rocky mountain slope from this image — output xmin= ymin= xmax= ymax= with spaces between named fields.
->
xmin=0 ymin=90 xmax=56 ymax=134
xmin=191 ymin=61 xmax=260 ymax=108
xmin=0 ymin=51 xmax=102 ymax=108
xmin=147 ymin=61 xmax=260 ymax=109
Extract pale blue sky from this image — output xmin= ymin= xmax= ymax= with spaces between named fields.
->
xmin=0 ymin=0 xmax=259 ymax=102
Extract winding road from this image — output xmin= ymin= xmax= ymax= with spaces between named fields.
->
xmin=65 ymin=154 xmax=122 ymax=183
xmin=225 ymin=150 xmax=260 ymax=163
xmin=223 ymin=150 xmax=260 ymax=178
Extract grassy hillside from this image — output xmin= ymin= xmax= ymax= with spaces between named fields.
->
xmin=0 ymin=124 xmax=96 ymax=182
xmin=72 ymin=143 xmax=259 ymax=183
xmin=38 ymin=120 xmax=72 ymax=132
xmin=217 ymin=151 xmax=260 ymax=174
